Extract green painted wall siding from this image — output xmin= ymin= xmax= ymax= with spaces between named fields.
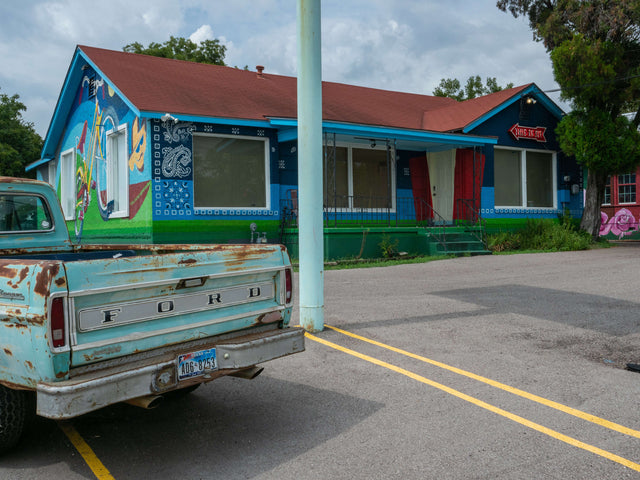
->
xmin=284 ymin=227 xmax=434 ymax=260
xmin=152 ymin=219 xmax=281 ymax=244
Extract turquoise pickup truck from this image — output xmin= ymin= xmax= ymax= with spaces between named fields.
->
xmin=0 ymin=177 xmax=304 ymax=451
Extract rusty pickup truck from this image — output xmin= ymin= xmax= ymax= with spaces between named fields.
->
xmin=0 ymin=177 xmax=304 ymax=451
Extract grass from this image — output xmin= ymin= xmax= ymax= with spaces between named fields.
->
xmin=293 ymin=254 xmax=456 ymax=270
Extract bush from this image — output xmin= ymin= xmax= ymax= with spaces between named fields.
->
xmin=487 ymin=219 xmax=592 ymax=253
xmin=378 ymin=234 xmax=400 ymax=258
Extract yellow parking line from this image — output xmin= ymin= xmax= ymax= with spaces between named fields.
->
xmin=59 ymin=422 xmax=115 ymax=480
xmin=305 ymin=332 xmax=640 ymax=473
xmin=325 ymin=324 xmax=640 ymax=439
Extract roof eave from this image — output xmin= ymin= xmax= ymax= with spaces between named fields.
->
xmin=462 ymin=84 xmax=565 ymax=134
xmin=269 ymin=118 xmax=497 ymax=149
xmin=40 ymin=46 xmax=142 ymax=162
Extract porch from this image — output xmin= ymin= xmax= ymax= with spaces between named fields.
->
xmin=279 ymin=194 xmax=490 ymax=260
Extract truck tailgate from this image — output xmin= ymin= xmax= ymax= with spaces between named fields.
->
xmin=64 ymin=244 xmax=292 ymax=367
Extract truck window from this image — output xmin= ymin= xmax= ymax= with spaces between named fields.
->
xmin=0 ymin=194 xmax=53 ymax=233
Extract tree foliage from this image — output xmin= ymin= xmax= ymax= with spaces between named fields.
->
xmin=0 ymin=88 xmax=42 ymax=178
xmin=123 ymin=36 xmax=227 ymax=65
xmin=497 ymin=0 xmax=640 ymax=239
xmin=433 ymin=76 xmax=514 ymax=101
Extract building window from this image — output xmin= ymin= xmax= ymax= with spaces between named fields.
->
xmin=603 ymin=176 xmax=611 ymax=205
xmin=99 ymin=124 xmax=129 ymax=218
xmin=617 ymin=173 xmax=636 ymax=204
xmin=324 ymin=144 xmax=394 ymax=210
xmin=494 ymin=148 xmax=556 ymax=208
xmin=494 ymin=149 xmax=521 ymax=207
xmin=192 ymin=134 xmax=270 ymax=208
xmin=60 ymin=148 xmax=76 ymax=220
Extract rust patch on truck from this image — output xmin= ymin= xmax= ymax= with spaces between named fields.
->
xmin=27 ymin=314 xmax=45 ymax=326
xmin=24 ymin=360 xmax=34 ymax=370
xmin=1 ymin=322 xmax=28 ymax=330
xmin=3 ymin=348 xmax=12 ymax=356
xmin=0 ymin=379 xmax=36 ymax=390
xmin=83 ymin=345 xmax=122 ymax=362
xmin=178 ymin=258 xmax=197 ymax=265
xmin=17 ymin=267 xmax=29 ymax=284
xmin=257 ymin=311 xmax=283 ymax=324
xmin=0 ymin=265 xmax=18 ymax=279
xmin=34 ymin=263 xmax=60 ymax=297
xmin=223 ymin=246 xmax=277 ymax=269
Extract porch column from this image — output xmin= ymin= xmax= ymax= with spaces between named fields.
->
xmin=297 ymin=0 xmax=324 ymax=332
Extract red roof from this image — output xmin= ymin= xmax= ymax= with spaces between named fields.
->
xmin=421 ymin=84 xmax=531 ymax=132
xmin=79 ymin=45 xmax=527 ymax=133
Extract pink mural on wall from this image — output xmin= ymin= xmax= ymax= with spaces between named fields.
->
xmin=600 ymin=208 xmax=639 ymax=238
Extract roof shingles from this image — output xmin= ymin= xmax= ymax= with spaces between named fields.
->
xmin=79 ymin=45 xmax=528 ymax=132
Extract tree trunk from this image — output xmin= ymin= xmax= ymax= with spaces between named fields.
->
xmin=580 ymin=169 xmax=607 ymax=241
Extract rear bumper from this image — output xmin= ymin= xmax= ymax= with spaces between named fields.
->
xmin=36 ymin=327 xmax=305 ymax=419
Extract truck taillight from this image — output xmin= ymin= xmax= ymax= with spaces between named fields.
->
xmin=51 ymin=297 xmax=66 ymax=348
xmin=285 ymin=268 xmax=293 ymax=304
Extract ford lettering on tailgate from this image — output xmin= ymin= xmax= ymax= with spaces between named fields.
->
xmin=78 ymin=282 xmax=274 ymax=331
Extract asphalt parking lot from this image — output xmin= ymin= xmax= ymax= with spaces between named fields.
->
xmin=2 ymin=246 xmax=640 ymax=479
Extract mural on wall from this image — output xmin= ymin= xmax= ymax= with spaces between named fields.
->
xmin=151 ymin=121 xmax=279 ymax=221
xmin=152 ymin=120 xmax=195 ymax=218
xmin=600 ymin=209 xmax=639 ymax=238
xmin=63 ymin=74 xmax=150 ymax=241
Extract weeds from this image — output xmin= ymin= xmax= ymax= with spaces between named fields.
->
xmin=378 ymin=234 xmax=400 ymax=258
xmin=487 ymin=218 xmax=593 ymax=253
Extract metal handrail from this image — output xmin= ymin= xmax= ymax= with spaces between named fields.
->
xmin=455 ymin=198 xmax=486 ymax=245
xmin=413 ymin=197 xmax=448 ymax=253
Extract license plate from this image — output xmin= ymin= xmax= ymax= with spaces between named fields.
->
xmin=178 ymin=348 xmax=217 ymax=381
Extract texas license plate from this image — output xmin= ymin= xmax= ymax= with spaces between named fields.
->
xmin=178 ymin=348 xmax=217 ymax=380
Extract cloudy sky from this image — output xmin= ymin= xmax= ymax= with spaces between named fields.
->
xmin=1 ymin=0 xmax=566 ymax=139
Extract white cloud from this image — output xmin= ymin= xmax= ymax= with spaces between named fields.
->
xmin=189 ymin=24 xmax=214 ymax=44
xmin=1 ymin=0 xmax=569 ymax=136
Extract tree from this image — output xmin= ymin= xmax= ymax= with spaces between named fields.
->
xmin=497 ymin=0 xmax=640 ymax=239
xmin=123 ymin=36 xmax=227 ymax=65
xmin=0 ymin=88 xmax=42 ymax=179
xmin=433 ymin=76 xmax=514 ymax=101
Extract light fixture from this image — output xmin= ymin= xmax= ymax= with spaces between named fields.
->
xmin=161 ymin=113 xmax=179 ymax=124
xmin=525 ymin=96 xmax=537 ymax=105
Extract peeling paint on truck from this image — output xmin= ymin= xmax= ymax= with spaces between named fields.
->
xmin=0 ymin=177 xmax=303 ymax=452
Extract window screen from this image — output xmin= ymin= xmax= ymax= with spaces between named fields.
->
xmin=526 ymin=151 xmax=553 ymax=207
xmin=193 ymin=135 xmax=268 ymax=208
xmin=494 ymin=150 xmax=522 ymax=207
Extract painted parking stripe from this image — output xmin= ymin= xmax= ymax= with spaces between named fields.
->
xmin=59 ymin=422 xmax=115 ymax=480
xmin=326 ymin=324 xmax=640 ymax=440
xmin=305 ymin=331 xmax=640 ymax=473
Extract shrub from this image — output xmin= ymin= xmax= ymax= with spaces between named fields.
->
xmin=487 ymin=219 xmax=592 ymax=253
xmin=378 ymin=234 xmax=400 ymax=258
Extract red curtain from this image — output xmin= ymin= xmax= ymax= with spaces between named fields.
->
xmin=453 ymin=149 xmax=485 ymax=221
xmin=409 ymin=154 xmax=433 ymax=221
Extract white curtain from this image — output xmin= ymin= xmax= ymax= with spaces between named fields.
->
xmin=427 ymin=149 xmax=456 ymax=222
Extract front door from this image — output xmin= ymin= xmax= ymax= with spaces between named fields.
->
xmin=427 ymin=149 xmax=456 ymax=223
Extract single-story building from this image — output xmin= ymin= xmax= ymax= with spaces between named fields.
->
xmin=28 ymin=45 xmax=583 ymax=259
xmin=600 ymin=171 xmax=640 ymax=239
